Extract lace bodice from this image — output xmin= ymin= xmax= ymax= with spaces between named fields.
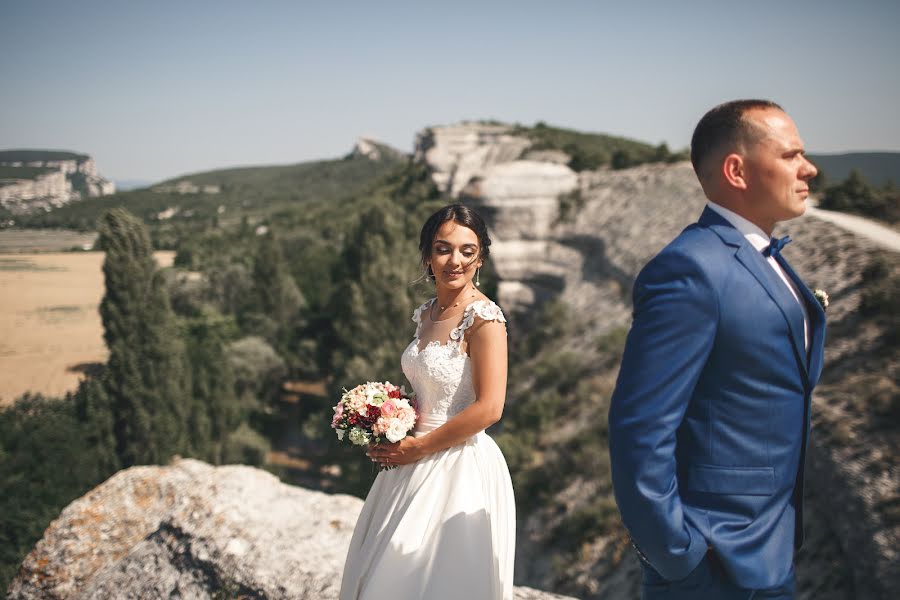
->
xmin=400 ymin=299 xmax=507 ymax=419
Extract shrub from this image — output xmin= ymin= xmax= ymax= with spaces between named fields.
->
xmin=819 ymin=170 xmax=900 ymax=224
xmin=222 ymin=423 xmax=271 ymax=466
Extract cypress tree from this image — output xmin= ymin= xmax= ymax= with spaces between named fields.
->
xmin=245 ymin=230 xmax=305 ymax=356
xmin=97 ymin=208 xmax=189 ymax=466
xmin=182 ymin=310 xmax=241 ymax=462
xmin=71 ymin=376 xmax=120 ymax=475
xmin=252 ymin=230 xmax=305 ymax=326
xmin=330 ymin=201 xmax=422 ymax=386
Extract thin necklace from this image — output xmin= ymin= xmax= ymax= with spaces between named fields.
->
xmin=432 ymin=287 xmax=477 ymax=320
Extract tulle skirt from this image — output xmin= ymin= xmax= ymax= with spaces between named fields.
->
xmin=339 ymin=416 xmax=516 ymax=600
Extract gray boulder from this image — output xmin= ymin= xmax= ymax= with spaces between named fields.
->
xmin=8 ymin=458 xmax=575 ymax=600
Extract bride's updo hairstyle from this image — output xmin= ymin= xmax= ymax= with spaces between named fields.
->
xmin=419 ymin=204 xmax=491 ymax=281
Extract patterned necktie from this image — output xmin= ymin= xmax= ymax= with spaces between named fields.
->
xmin=763 ymin=235 xmax=792 ymax=258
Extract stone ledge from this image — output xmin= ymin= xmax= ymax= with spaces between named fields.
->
xmin=8 ymin=459 xmax=577 ymax=600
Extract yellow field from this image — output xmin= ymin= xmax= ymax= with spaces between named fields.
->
xmin=0 ymin=251 xmax=175 ymax=405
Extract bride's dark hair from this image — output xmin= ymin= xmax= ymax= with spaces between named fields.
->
xmin=419 ymin=204 xmax=491 ymax=281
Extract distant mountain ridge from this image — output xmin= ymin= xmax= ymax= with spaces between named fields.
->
xmin=13 ymin=143 xmax=407 ymax=238
xmin=808 ymin=152 xmax=900 ymax=186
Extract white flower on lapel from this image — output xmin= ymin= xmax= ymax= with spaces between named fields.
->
xmin=813 ymin=288 xmax=829 ymax=311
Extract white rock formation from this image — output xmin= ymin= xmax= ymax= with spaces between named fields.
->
xmin=8 ymin=459 xmax=576 ymax=600
xmin=0 ymin=154 xmax=115 ymax=213
xmin=0 ymin=171 xmax=71 ymax=211
xmin=415 ymin=123 xmax=532 ymax=196
xmin=474 ymin=160 xmax=581 ymax=314
xmin=350 ymin=137 xmax=408 ymax=162
xmin=478 ymin=161 xmax=580 ymax=240
xmin=413 ymin=124 xmax=589 ymax=315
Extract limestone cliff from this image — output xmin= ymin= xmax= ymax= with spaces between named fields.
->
xmin=0 ymin=150 xmax=115 ymax=214
xmin=7 ymin=459 xmax=576 ymax=600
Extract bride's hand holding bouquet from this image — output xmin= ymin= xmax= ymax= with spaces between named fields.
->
xmin=331 ymin=381 xmax=422 ymax=468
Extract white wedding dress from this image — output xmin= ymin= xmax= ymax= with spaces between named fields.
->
xmin=339 ymin=299 xmax=516 ymax=600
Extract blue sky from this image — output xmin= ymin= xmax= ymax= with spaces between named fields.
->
xmin=2 ymin=0 xmax=899 ymax=182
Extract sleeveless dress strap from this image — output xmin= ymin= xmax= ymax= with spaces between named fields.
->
xmin=411 ymin=299 xmax=435 ymax=338
xmin=449 ymin=300 xmax=506 ymax=343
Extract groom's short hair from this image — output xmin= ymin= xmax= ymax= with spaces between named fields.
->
xmin=690 ymin=99 xmax=783 ymax=180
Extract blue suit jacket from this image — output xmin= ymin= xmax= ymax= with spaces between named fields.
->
xmin=608 ymin=207 xmax=826 ymax=588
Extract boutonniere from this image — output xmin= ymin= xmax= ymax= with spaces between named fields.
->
xmin=812 ymin=288 xmax=829 ymax=312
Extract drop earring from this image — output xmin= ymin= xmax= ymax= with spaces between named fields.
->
xmin=475 ymin=267 xmax=481 ymax=287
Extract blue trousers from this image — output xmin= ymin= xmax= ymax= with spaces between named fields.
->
xmin=641 ymin=551 xmax=795 ymax=600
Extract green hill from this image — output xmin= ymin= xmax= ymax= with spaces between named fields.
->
xmin=808 ymin=152 xmax=900 ymax=186
xmin=512 ymin=121 xmax=687 ymax=170
xmin=14 ymin=154 xmax=407 ymax=246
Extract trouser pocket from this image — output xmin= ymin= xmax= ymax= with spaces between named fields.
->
xmin=641 ymin=553 xmax=711 ymax=594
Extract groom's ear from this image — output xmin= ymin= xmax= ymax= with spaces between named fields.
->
xmin=722 ymin=153 xmax=748 ymax=190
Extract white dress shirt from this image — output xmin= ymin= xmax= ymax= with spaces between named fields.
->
xmin=706 ymin=201 xmax=810 ymax=351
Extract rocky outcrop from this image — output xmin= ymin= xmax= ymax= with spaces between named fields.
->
xmin=349 ymin=137 xmax=408 ymax=162
xmin=0 ymin=152 xmax=115 ymax=214
xmin=415 ymin=123 xmax=532 ymax=196
xmin=8 ymin=459 xmax=576 ymax=600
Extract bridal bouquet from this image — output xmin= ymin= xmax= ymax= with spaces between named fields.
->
xmin=331 ymin=381 xmax=417 ymax=446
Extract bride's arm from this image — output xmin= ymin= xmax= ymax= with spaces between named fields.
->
xmin=367 ymin=319 xmax=508 ymax=466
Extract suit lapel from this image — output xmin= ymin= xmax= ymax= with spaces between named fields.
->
xmin=735 ymin=246 xmax=809 ymax=380
xmin=775 ymin=254 xmax=827 ymax=386
xmin=699 ymin=207 xmax=810 ymax=382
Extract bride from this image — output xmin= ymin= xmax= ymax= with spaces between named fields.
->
xmin=339 ymin=204 xmax=516 ymax=600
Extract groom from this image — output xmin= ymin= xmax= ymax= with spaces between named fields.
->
xmin=608 ymin=99 xmax=826 ymax=599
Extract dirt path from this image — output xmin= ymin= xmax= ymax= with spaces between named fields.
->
xmin=806 ymin=207 xmax=900 ymax=253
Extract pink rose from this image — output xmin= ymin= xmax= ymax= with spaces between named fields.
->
xmin=373 ymin=418 xmax=389 ymax=436
xmin=380 ymin=399 xmax=397 ymax=418
xmin=398 ymin=407 xmax=416 ymax=429
xmin=331 ymin=402 xmax=344 ymax=427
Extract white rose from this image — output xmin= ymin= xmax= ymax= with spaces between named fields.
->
xmin=385 ymin=419 xmax=409 ymax=443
